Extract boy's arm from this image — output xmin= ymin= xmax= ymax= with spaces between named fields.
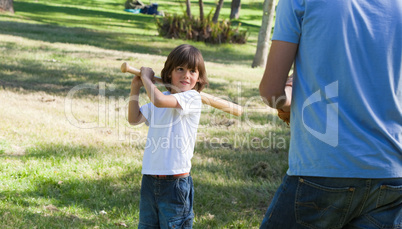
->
xmin=128 ymin=75 xmax=147 ymax=125
xmin=259 ymin=40 xmax=298 ymax=112
xmin=140 ymin=67 xmax=182 ymax=109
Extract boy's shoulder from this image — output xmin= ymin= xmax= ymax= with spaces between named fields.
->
xmin=177 ymin=90 xmax=201 ymax=97
xmin=162 ymin=90 xmax=199 ymax=96
xmin=173 ymin=90 xmax=201 ymax=102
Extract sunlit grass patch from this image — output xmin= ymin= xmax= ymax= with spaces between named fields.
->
xmin=0 ymin=0 xmax=287 ymax=227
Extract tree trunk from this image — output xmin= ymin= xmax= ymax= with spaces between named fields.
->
xmin=230 ymin=0 xmax=241 ymax=20
xmin=199 ymin=0 xmax=204 ymax=21
xmin=185 ymin=0 xmax=192 ymax=18
xmin=212 ymin=0 xmax=224 ymax=23
xmin=252 ymin=0 xmax=276 ymax=68
xmin=0 ymin=0 xmax=14 ymax=13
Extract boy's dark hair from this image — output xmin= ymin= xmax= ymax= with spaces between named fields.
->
xmin=161 ymin=44 xmax=209 ymax=92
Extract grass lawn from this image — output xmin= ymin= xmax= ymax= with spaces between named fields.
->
xmin=0 ymin=1 xmax=289 ymax=228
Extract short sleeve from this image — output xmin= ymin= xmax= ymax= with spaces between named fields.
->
xmin=172 ymin=90 xmax=202 ymax=116
xmin=139 ymin=102 xmax=152 ymax=126
xmin=272 ymin=0 xmax=305 ymax=44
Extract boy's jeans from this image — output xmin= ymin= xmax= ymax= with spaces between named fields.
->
xmin=138 ymin=175 xmax=194 ymax=229
xmin=260 ymin=175 xmax=402 ymax=229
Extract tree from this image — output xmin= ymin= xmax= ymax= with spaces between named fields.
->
xmin=185 ymin=0 xmax=192 ymax=18
xmin=212 ymin=0 xmax=224 ymax=23
xmin=252 ymin=0 xmax=276 ymax=68
xmin=0 ymin=0 xmax=14 ymax=13
xmin=230 ymin=0 xmax=241 ymax=20
xmin=199 ymin=0 xmax=204 ymax=21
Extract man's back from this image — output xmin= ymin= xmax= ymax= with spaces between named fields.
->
xmin=272 ymin=0 xmax=402 ymax=178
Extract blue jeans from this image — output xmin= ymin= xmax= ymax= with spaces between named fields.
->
xmin=260 ymin=175 xmax=402 ymax=229
xmin=138 ymin=175 xmax=194 ymax=229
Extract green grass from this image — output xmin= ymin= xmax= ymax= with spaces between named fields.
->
xmin=1 ymin=0 xmax=265 ymax=65
xmin=0 ymin=1 xmax=288 ymax=228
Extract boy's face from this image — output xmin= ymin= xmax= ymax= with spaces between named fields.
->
xmin=169 ymin=65 xmax=199 ymax=93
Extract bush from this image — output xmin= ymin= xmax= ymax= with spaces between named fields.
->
xmin=155 ymin=13 xmax=248 ymax=44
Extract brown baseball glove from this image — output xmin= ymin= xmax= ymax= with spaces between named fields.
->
xmin=277 ymin=109 xmax=290 ymax=125
xmin=277 ymin=76 xmax=293 ymax=125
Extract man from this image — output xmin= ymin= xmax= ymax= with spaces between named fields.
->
xmin=259 ymin=0 xmax=402 ymax=228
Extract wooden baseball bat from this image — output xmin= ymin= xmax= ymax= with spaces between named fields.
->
xmin=121 ymin=62 xmax=243 ymax=116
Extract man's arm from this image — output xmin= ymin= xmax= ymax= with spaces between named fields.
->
xmin=259 ymin=40 xmax=298 ymax=112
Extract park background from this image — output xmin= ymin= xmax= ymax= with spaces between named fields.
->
xmin=0 ymin=0 xmax=290 ymax=228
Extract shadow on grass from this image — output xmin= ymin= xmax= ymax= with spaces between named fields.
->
xmin=191 ymin=149 xmax=287 ymax=227
xmin=200 ymin=1 xmax=263 ymax=13
xmin=0 ymin=129 xmax=288 ymax=228
xmin=1 ymin=1 xmax=259 ymax=66
xmin=23 ymin=143 xmax=103 ymax=159
xmin=206 ymin=80 xmax=227 ymax=91
xmin=1 ymin=175 xmax=141 ymax=228
xmin=0 ymin=52 xmax=260 ymax=105
xmin=13 ymin=1 xmax=151 ymax=25
xmin=0 ymin=209 xmax=105 ymax=228
xmin=1 ymin=143 xmax=142 ymax=227
xmin=189 ymin=126 xmax=288 ymax=227
xmin=0 ymin=20 xmax=163 ymax=54
xmin=1 ymin=1 xmax=173 ymax=57
xmin=0 ymin=54 xmax=134 ymax=97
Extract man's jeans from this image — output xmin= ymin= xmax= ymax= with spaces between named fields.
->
xmin=138 ymin=175 xmax=194 ymax=229
xmin=260 ymin=175 xmax=402 ymax=229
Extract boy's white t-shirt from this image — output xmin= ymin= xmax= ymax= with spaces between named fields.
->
xmin=139 ymin=90 xmax=202 ymax=175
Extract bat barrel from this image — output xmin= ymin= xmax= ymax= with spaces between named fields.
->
xmin=121 ymin=62 xmax=141 ymax=75
xmin=200 ymin=92 xmax=243 ymax=116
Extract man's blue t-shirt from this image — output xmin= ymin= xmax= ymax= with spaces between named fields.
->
xmin=272 ymin=0 xmax=402 ymax=178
